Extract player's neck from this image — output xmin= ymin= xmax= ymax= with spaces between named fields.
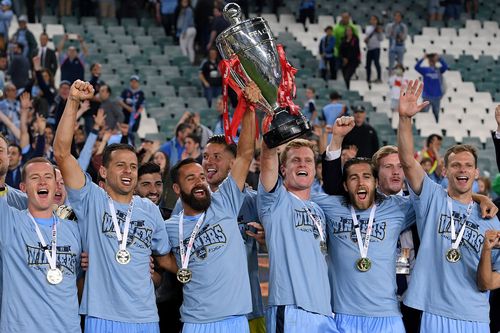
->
xmin=287 ymin=187 xmax=311 ymax=201
xmin=106 ymin=188 xmax=134 ymax=204
xmin=182 ymin=203 xmax=204 ymax=216
xmin=28 ymin=205 xmax=53 ymax=218
xmin=0 ymin=175 xmax=5 ymax=190
xmin=447 ymin=189 xmax=473 ymax=204
xmin=209 ymin=183 xmax=219 ymax=192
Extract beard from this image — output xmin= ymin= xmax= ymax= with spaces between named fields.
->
xmin=180 ymin=185 xmax=212 ymax=212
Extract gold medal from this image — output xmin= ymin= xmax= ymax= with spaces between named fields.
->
xmin=177 ymin=268 xmax=192 ymax=284
xmin=356 ymin=257 xmax=372 ymax=272
xmin=445 ymin=248 xmax=461 ymax=263
xmin=116 ymin=249 xmax=131 ymax=265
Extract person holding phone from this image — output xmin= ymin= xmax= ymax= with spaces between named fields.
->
xmin=57 ymin=34 xmax=88 ymax=84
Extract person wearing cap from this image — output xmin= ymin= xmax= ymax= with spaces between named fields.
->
xmin=342 ymin=105 xmax=379 ymax=158
xmin=57 ymin=34 xmax=88 ymax=84
xmin=10 ymin=15 xmax=38 ymax=59
xmin=319 ymin=25 xmax=336 ymax=80
xmin=322 ymin=91 xmax=347 ymax=143
xmin=118 ymin=75 xmax=145 ymax=137
xmin=0 ymin=0 xmax=13 ymax=53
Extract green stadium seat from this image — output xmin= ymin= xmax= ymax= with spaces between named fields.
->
xmin=121 ymin=44 xmax=141 ymax=57
xmin=61 ymin=16 xmax=78 ymax=26
xmin=126 ymin=26 xmax=146 ymax=37
xmin=150 ymin=55 xmax=170 ymax=66
xmin=121 ymin=18 xmax=139 ymax=27
xmin=101 ymin=18 xmax=119 ymax=27
xmin=113 ymin=35 xmax=134 ymax=45
xmin=159 ymin=66 xmax=181 ymax=77
xmin=186 ymin=98 xmax=208 ymax=110
xmin=178 ymin=86 xmax=200 ymax=98
xmin=146 ymin=75 xmax=168 ymax=86
xmin=129 ymin=55 xmax=149 ymax=66
xmin=81 ymin=17 xmax=98 ymax=25
xmin=134 ymin=36 xmax=155 ymax=46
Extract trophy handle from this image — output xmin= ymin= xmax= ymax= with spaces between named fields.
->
xmin=223 ymin=3 xmax=243 ymax=25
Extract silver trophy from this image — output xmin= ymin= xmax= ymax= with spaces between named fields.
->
xmin=396 ymin=248 xmax=410 ymax=275
xmin=216 ymin=3 xmax=310 ymax=148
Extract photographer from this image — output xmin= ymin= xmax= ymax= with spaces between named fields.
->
xmin=414 ymin=53 xmax=448 ymax=122
xmin=364 ymin=15 xmax=384 ymax=83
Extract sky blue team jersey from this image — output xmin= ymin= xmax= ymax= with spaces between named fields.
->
xmin=0 ymin=198 xmax=81 ymax=333
xmin=313 ymin=194 xmax=415 ymax=317
xmin=404 ymin=175 xmax=500 ymax=323
xmin=165 ymin=175 xmax=252 ymax=323
xmin=257 ymin=177 xmax=331 ymax=316
xmin=67 ymin=173 xmax=171 ymax=323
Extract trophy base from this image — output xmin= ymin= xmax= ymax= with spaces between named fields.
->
xmin=263 ymin=110 xmax=311 ymax=148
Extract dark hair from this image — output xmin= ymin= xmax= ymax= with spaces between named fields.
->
xmin=371 ymin=15 xmax=380 ymax=24
xmin=175 ymin=123 xmax=191 ymax=138
xmin=21 ymin=157 xmax=54 ymax=182
xmin=330 ymin=91 xmax=341 ymax=100
xmin=206 ymin=134 xmax=237 ymax=158
xmin=426 ymin=134 xmax=442 ymax=146
xmin=307 ymin=87 xmax=316 ymax=93
xmin=90 ymin=63 xmax=101 ymax=71
xmin=186 ymin=133 xmax=201 ymax=145
xmin=102 ymin=143 xmax=137 ymax=168
xmin=8 ymin=143 xmax=21 ymax=155
xmin=420 ymin=157 xmax=433 ymax=165
xmin=0 ymin=133 xmax=9 ymax=146
xmin=170 ymin=157 xmax=199 ymax=184
xmin=444 ymin=144 xmax=478 ymax=168
xmin=341 ymin=157 xmax=378 ymax=183
xmin=138 ymin=162 xmax=161 ymax=178
xmin=16 ymin=43 xmax=24 ymax=52
xmin=101 ymin=84 xmax=111 ymax=95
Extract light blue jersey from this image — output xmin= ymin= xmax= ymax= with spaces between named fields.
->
xmin=0 ymin=198 xmax=81 ymax=333
xmin=312 ymin=194 xmax=415 ymax=317
xmin=2 ymin=185 xmax=28 ymax=210
xmin=67 ymin=173 xmax=171 ymax=324
xmin=257 ymin=177 xmax=331 ymax=316
xmin=404 ymin=176 xmax=500 ymax=323
xmin=165 ymin=175 xmax=252 ymax=324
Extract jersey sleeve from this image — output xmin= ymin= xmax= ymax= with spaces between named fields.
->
xmin=6 ymin=186 xmax=28 ymax=210
xmin=0 ymin=196 xmax=18 ymax=246
xmin=217 ymin=175 xmax=246 ymax=217
xmin=408 ymin=175 xmax=443 ymax=230
xmin=65 ymin=173 xmax=102 ymax=227
xmin=257 ymin=177 xmax=286 ymax=224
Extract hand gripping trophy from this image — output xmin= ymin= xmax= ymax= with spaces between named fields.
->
xmin=216 ymin=3 xmax=311 ymax=148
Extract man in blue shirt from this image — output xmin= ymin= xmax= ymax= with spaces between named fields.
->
xmin=258 ymin=137 xmax=338 ymax=332
xmin=398 ymin=80 xmax=500 ymax=333
xmin=0 ymin=157 xmax=82 ymax=333
xmin=322 ymin=91 xmax=346 ymax=143
xmin=319 ymin=26 xmax=336 ymax=80
xmin=54 ymin=80 xmax=175 ymax=333
xmin=414 ymin=53 xmax=448 ymax=122
xmin=119 ymin=75 xmax=145 ymax=136
xmin=165 ymin=82 xmax=257 ymax=333
xmin=160 ymin=122 xmax=192 ymax=166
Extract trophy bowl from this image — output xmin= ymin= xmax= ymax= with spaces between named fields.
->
xmin=216 ymin=2 xmax=310 ymax=148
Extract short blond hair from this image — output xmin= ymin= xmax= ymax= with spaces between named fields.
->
xmin=279 ymin=139 xmax=318 ymax=167
xmin=372 ymin=145 xmax=399 ymax=172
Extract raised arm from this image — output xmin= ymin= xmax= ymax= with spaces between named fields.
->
xmin=19 ymin=92 xmax=31 ymax=149
xmin=57 ymin=34 xmax=67 ymax=54
xmin=477 ymin=230 xmax=500 ymax=291
xmin=397 ymin=80 xmax=429 ymax=195
xmin=53 ymin=80 xmax=95 ymax=190
xmin=230 ymin=83 xmax=257 ymax=191
xmin=0 ymin=111 xmax=20 ymax=140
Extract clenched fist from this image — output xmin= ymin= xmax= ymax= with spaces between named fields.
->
xmin=243 ymin=81 xmax=262 ymax=104
xmin=69 ymin=80 xmax=95 ymax=102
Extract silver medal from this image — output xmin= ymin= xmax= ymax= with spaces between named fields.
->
xmin=177 ymin=268 xmax=192 ymax=284
xmin=46 ymin=268 xmax=63 ymax=285
xmin=116 ymin=249 xmax=131 ymax=264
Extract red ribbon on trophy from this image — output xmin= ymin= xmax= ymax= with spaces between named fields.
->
xmin=219 ymin=44 xmax=299 ymax=144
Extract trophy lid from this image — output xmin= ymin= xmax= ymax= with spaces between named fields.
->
xmin=223 ymin=2 xmax=243 ymax=25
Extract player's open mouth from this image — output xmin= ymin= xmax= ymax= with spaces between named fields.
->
xmin=296 ymin=170 xmax=308 ymax=177
xmin=193 ymin=188 xmax=206 ymax=198
xmin=207 ymin=168 xmax=217 ymax=178
xmin=456 ymin=176 xmax=468 ymax=185
xmin=357 ymin=189 xmax=367 ymax=200
xmin=121 ymin=178 xmax=132 ymax=186
xmin=37 ymin=189 xmax=49 ymax=198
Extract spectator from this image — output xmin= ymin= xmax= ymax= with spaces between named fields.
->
xmin=477 ymin=176 xmax=491 ymax=197
xmin=181 ymin=133 xmax=202 ymax=163
xmin=10 ymin=15 xmax=38 ymax=59
xmin=206 ymin=4 xmax=229 ymax=51
xmin=178 ymin=111 xmax=213 ymax=149
xmin=0 ymin=83 xmax=19 ymax=141
xmin=156 ymin=0 xmax=178 ymax=37
xmin=59 ymin=0 xmax=72 ymax=16
xmin=319 ymin=26 xmax=336 ymax=80
xmin=119 ymin=75 xmax=145 ymax=136
xmin=51 ymin=80 xmax=71 ymax=128
xmin=38 ymin=32 xmax=58 ymax=77
xmin=57 ymin=34 xmax=88 ymax=84
xmin=7 ymin=43 xmax=30 ymax=89
xmin=160 ymin=122 xmax=192 ymax=166
xmin=385 ymin=11 xmax=408 ymax=72
xmin=428 ymin=0 xmax=445 ymax=23
xmin=194 ymin=0 xmax=213 ymax=54
xmin=322 ymin=91 xmax=346 ymax=142
xmin=0 ymin=53 xmax=6 ymax=90
xmin=333 ymin=12 xmax=359 ymax=71
xmin=465 ymin=0 xmax=478 ymax=19
xmin=213 ymin=96 xmax=226 ymax=135
xmin=444 ymin=0 xmax=462 ymax=21
xmin=5 ymin=142 xmax=21 ymax=188
xmin=298 ymin=0 xmax=315 ymax=26
xmin=0 ymin=0 xmax=13 ymax=53
xmin=199 ymin=48 xmax=222 ymax=108
xmin=389 ymin=63 xmax=406 ymax=113
xmin=32 ymin=55 xmax=56 ymax=113
xmin=86 ymin=63 xmax=105 ymax=134
xmin=303 ymin=87 xmax=317 ymax=123
xmin=99 ymin=0 xmax=116 ymax=18
xmin=342 ymin=105 xmax=380 ymax=158
xmin=415 ymin=53 xmax=448 ymax=122
xmin=341 ymin=144 xmax=358 ymax=167
xmin=339 ymin=26 xmax=360 ymax=89
xmin=98 ymin=85 xmax=124 ymax=132
xmin=365 ymin=15 xmax=384 ymax=83
xmin=176 ymin=0 xmax=196 ymax=64
xmin=419 ymin=133 xmax=442 ymax=176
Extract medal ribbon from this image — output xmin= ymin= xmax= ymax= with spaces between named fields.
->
xmin=28 ymin=213 xmax=58 ymax=270
xmin=350 ymin=205 xmax=377 ymax=259
xmin=446 ymin=197 xmax=473 ymax=250
xmin=178 ymin=211 xmax=206 ymax=271
xmin=107 ymin=197 xmax=134 ymax=252
xmin=289 ymin=193 xmax=326 ymax=243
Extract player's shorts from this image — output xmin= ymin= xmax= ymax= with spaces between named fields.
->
xmin=334 ymin=313 xmax=405 ymax=333
xmin=249 ymin=316 xmax=266 ymax=333
xmin=182 ymin=315 xmax=250 ymax=333
xmin=420 ymin=312 xmax=489 ymax=333
xmin=85 ymin=316 xmax=159 ymax=333
xmin=266 ymin=305 xmax=338 ymax=333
